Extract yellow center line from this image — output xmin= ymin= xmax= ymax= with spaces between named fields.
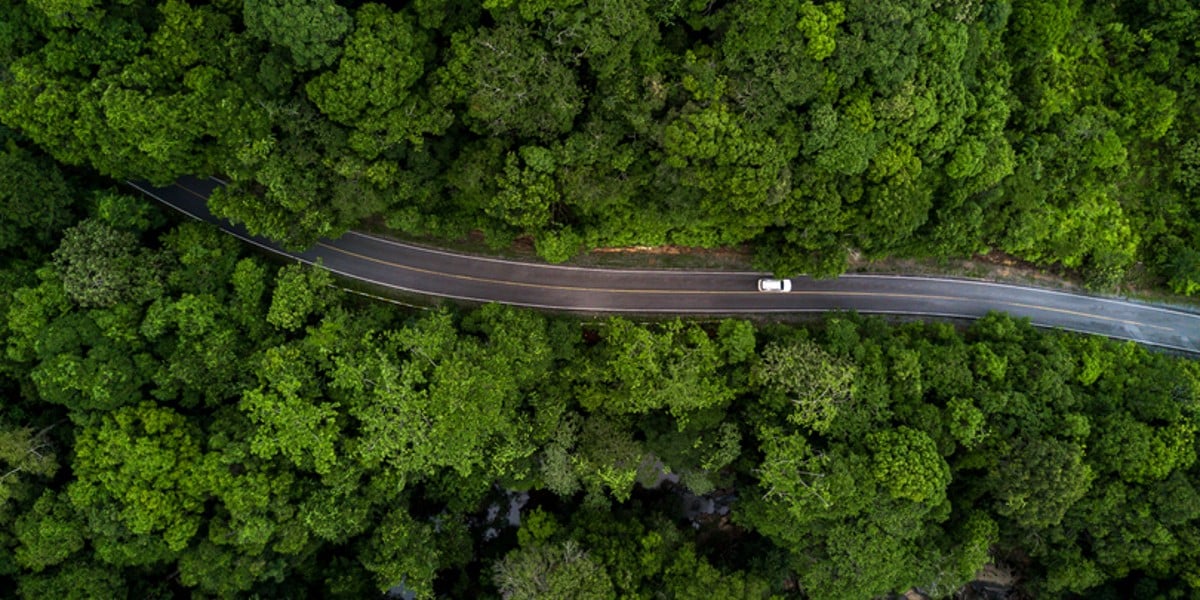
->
xmin=316 ymin=243 xmax=1172 ymax=331
xmin=164 ymin=181 xmax=1174 ymax=334
xmin=999 ymin=301 xmax=1169 ymax=331
xmin=317 ymin=243 xmax=940 ymax=295
xmin=174 ymin=182 xmax=210 ymax=200
xmin=155 ymin=181 xmax=1192 ymax=343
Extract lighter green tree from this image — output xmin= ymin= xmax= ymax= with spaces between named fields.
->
xmin=68 ymin=402 xmax=214 ymax=552
xmin=754 ymin=338 xmax=857 ymax=433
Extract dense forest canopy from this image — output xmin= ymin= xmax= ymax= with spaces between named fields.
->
xmin=2 ymin=136 xmax=1200 ymax=598
xmin=1 ymin=0 xmax=1198 ymax=292
xmin=4 ymin=0 xmax=1200 ymax=597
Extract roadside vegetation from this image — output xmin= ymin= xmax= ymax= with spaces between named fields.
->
xmin=1 ymin=0 xmax=1198 ymax=294
xmin=2 ymin=137 xmax=1200 ymax=598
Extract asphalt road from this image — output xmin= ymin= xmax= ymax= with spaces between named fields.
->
xmin=127 ymin=176 xmax=1200 ymax=354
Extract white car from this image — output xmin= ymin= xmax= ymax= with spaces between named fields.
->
xmin=757 ymin=278 xmax=792 ymax=292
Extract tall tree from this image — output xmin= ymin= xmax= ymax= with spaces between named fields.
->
xmin=244 ymin=0 xmax=350 ymax=71
xmin=306 ymin=3 xmax=450 ymax=160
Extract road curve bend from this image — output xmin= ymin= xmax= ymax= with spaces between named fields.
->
xmin=127 ymin=177 xmax=1200 ymax=354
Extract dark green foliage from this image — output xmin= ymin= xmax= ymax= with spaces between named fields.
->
xmin=306 ymin=4 xmax=449 ymax=158
xmin=4 ymin=1 xmax=1200 ymax=594
xmin=0 ymin=140 xmax=75 ymax=258
xmin=989 ymin=437 xmax=1094 ymax=528
xmin=436 ymin=20 xmax=583 ymax=141
xmin=3 ymin=200 xmax=1200 ymax=596
xmin=243 ymin=0 xmax=350 ymax=71
xmin=3 ymin=0 xmax=1197 ymax=289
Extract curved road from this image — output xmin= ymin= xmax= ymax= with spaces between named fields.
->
xmin=127 ymin=177 xmax=1200 ymax=354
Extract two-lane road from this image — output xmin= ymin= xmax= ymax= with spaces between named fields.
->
xmin=127 ymin=177 xmax=1200 ymax=354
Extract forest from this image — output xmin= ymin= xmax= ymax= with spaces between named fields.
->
xmin=1 ymin=0 xmax=1199 ymax=291
xmin=3 ymin=130 xmax=1200 ymax=598
xmin=3 ymin=0 xmax=1200 ymax=598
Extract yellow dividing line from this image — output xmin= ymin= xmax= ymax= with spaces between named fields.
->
xmin=315 ymin=242 xmax=1171 ymax=331
xmin=167 ymin=182 xmax=1169 ymax=333
xmin=317 ymin=242 xmax=753 ymax=294
xmin=174 ymin=182 xmax=211 ymax=200
xmin=321 ymin=242 xmax=936 ymax=296
xmin=999 ymin=301 xmax=1169 ymax=331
